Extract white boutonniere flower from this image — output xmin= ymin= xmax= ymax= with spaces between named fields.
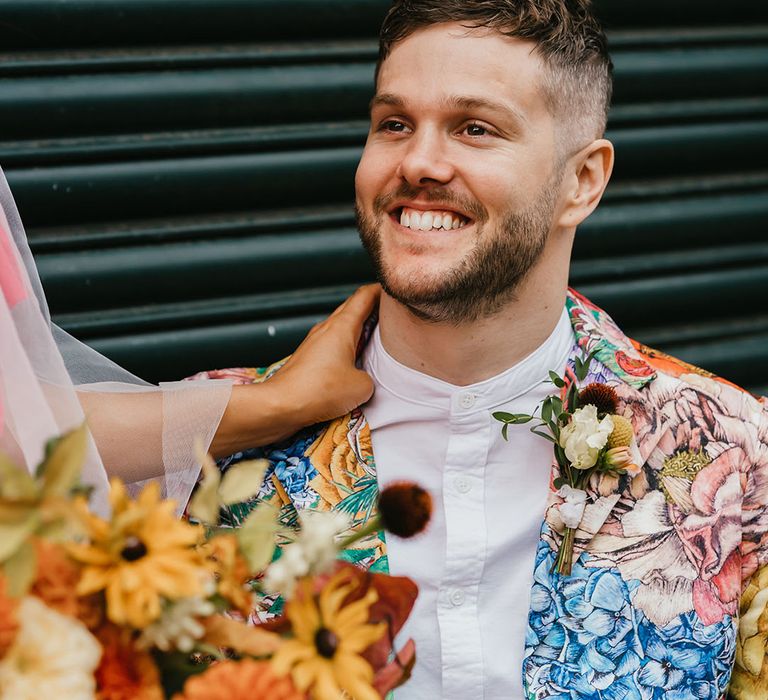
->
xmin=557 ymin=485 xmax=588 ymax=529
xmin=558 ymin=405 xmax=614 ymax=470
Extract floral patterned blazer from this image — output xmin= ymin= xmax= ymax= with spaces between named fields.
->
xmin=195 ymin=289 xmax=768 ymax=700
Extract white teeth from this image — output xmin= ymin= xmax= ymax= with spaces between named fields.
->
xmin=398 ymin=207 xmax=468 ymax=232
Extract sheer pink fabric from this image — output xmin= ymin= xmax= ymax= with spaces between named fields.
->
xmin=0 ymin=168 xmax=231 ymax=514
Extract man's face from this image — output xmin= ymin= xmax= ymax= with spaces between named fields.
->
xmin=355 ymin=22 xmax=564 ymax=322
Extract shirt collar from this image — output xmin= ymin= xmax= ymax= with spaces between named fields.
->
xmin=363 ymin=306 xmax=575 ymax=414
xmin=356 ymin=287 xmax=657 ymax=402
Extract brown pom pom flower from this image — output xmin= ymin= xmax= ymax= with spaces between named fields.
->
xmin=377 ymin=483 xmax=432 ymax=538
xmin=578 ymin=383 xmax=619 ymax=416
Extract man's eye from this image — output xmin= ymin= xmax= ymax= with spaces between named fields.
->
xmin=465 ymin=123 xmax=490 ymax=137
xmin=379 ymin=120 xmax=408 ymax=133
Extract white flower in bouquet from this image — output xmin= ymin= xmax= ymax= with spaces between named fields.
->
xmin=558 ymin=405 xmax=614 ymax=469
xmin=0 ymin=596 xmax=101 ymax=700
xmin=139 ymin=592 xmax=216 ymax=653
xmin=262 ymin=510 xmax=350 ymax=598
xmin=297 ymin=510 xmax=351 ymax=571
xmin=262 ymin=542 xmax=311 ymax=598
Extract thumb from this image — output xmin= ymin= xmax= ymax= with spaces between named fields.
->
xmin=351 ymin=367 xmax=375 ymax=403
xmin=329 ymin=284 xmax=381 ymax=327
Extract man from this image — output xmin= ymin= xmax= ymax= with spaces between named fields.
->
xmin=200 ymin=2 xmax=768 ymax=698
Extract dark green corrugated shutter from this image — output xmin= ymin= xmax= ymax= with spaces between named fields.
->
xmin=1 ymin=1 xmax=766 ymax=391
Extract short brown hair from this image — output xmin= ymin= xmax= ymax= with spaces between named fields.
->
xmin=376 ymin=0 xmax=613 ymax=149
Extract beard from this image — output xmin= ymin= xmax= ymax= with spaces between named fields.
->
xmin=355 ymin=177 xmax=560 ymax=324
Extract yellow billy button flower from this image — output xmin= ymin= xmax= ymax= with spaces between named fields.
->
xmin=607 ymin=414 xmax=634 ymax=449
xmin=67 ymin=479 xmax=210 ymax=628
xmin=271 ymin=570 xmax=387 ymax=700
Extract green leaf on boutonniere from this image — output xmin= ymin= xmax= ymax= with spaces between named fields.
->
xmin=501 ymin=423 xmax=509 ymax=441
xmin=542 ymin=400 xmax=553 ymax=424
xmin=530 ymin=428 xmax=556 ymax=443
xmin=548 ymin=371 xmax=565 ymax=388
xmin=492 ymin=412 xmax=534 ymax=425
xmin=565 ymin=381 xmax=579 ymax=413
xmin=553 ymin=476 xmax=566 ymax=489
xmin=574 ymin=349 xmax=599 ymax=383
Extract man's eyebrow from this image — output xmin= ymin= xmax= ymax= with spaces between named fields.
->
xmin=446 ymin=96 xmax=528 ymax=126
xmin=369 ymin=93 xmax=405 ymax=111
xmin=369 ymin=93 xmax=527 ymax=126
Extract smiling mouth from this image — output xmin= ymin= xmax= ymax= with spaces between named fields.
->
xmin=392 ymin=206 xmax=471 ymax=232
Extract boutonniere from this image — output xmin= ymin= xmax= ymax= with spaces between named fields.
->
xmin=493 ymin=351 xmax=639 ymax=575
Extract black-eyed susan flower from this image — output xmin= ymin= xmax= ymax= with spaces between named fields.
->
xmin=271 ymin=569 xmax=386 ymax=700
xmin=68 ymin=479 xmax=210 ymax=628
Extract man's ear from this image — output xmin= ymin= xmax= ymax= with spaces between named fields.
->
xmin=556 ymin=139 xmax=614 ymax=228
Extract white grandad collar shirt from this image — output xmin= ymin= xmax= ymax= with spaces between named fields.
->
xmin=361 ymin=308 xmax=575 ymax=700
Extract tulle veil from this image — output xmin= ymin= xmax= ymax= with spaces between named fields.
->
xmin=0 ymin=167 xmax=231 ymax=515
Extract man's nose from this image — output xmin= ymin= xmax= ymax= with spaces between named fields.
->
xmin=396 ymin=129 xmax=455 ymax=186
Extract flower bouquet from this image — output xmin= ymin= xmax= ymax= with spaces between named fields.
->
xmin=0 ymin=425 xmax=426 ymax=699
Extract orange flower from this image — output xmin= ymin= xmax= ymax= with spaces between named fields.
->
xmin=172 ymin=659 xmax=305 ymax=700
xmin=206 ymin=534 xmax=253 ymax=617
xmin=94 ymin=623 xmax=164 ymax=700
xmin=30 ymin=537 xmax=102 ymax=629
xmin=0 ymin=577 xmax=18 ymax=660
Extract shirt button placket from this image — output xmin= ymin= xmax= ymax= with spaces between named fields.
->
xmin=439 ymin=392 xmax=488 ymax=699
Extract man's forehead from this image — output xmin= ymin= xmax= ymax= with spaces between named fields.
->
xmin=376 ymin=22 xmax=547 ymax=116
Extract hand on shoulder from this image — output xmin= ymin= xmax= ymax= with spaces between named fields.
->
xmin=212 ymin=285 xmax=380 ymax=456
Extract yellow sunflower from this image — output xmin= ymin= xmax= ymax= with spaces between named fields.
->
xmin=271 ymin=570 xmax=387 ymax=700
xmin=67 ymin=479 xmax=210 ymax=628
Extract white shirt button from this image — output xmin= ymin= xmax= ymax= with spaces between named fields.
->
xmin=449 ymin=589 xmax=466 ymax=607
xmin=459 ymin=392 xmax=476 ymax=409
xmin=453 ymin=476 xmax=471 ymax=494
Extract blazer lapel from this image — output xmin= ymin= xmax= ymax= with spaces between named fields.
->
xmin=550 ymin=290 xmax=670 ymax=557
xmin=303 ymin=409 xmax=390 ymax=573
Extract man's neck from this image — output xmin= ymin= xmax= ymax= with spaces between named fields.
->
xmin=378 ymin=271 xmax=568 ymax=387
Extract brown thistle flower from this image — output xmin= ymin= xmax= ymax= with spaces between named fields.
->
xmin=378 ymin=483 xmax=432 ymax=538
xmin=578 ymin=383 xmax=619 ymax=416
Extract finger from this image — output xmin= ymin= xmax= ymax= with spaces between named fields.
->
xmin=327 ymin=283 xmax=380 ymax=320
xmin=330 ymin=284 xmax=381 ymax=325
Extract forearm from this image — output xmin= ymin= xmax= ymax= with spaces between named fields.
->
xmin=78 ymin=390 xmax=165 ymax=482
xmin=78 ymin=380 xmax=234 ymax=483
xmin=209 ymin=382 xmax=299 ymax=459
xmin=79 ymin=382 xmax=305 ymax=481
